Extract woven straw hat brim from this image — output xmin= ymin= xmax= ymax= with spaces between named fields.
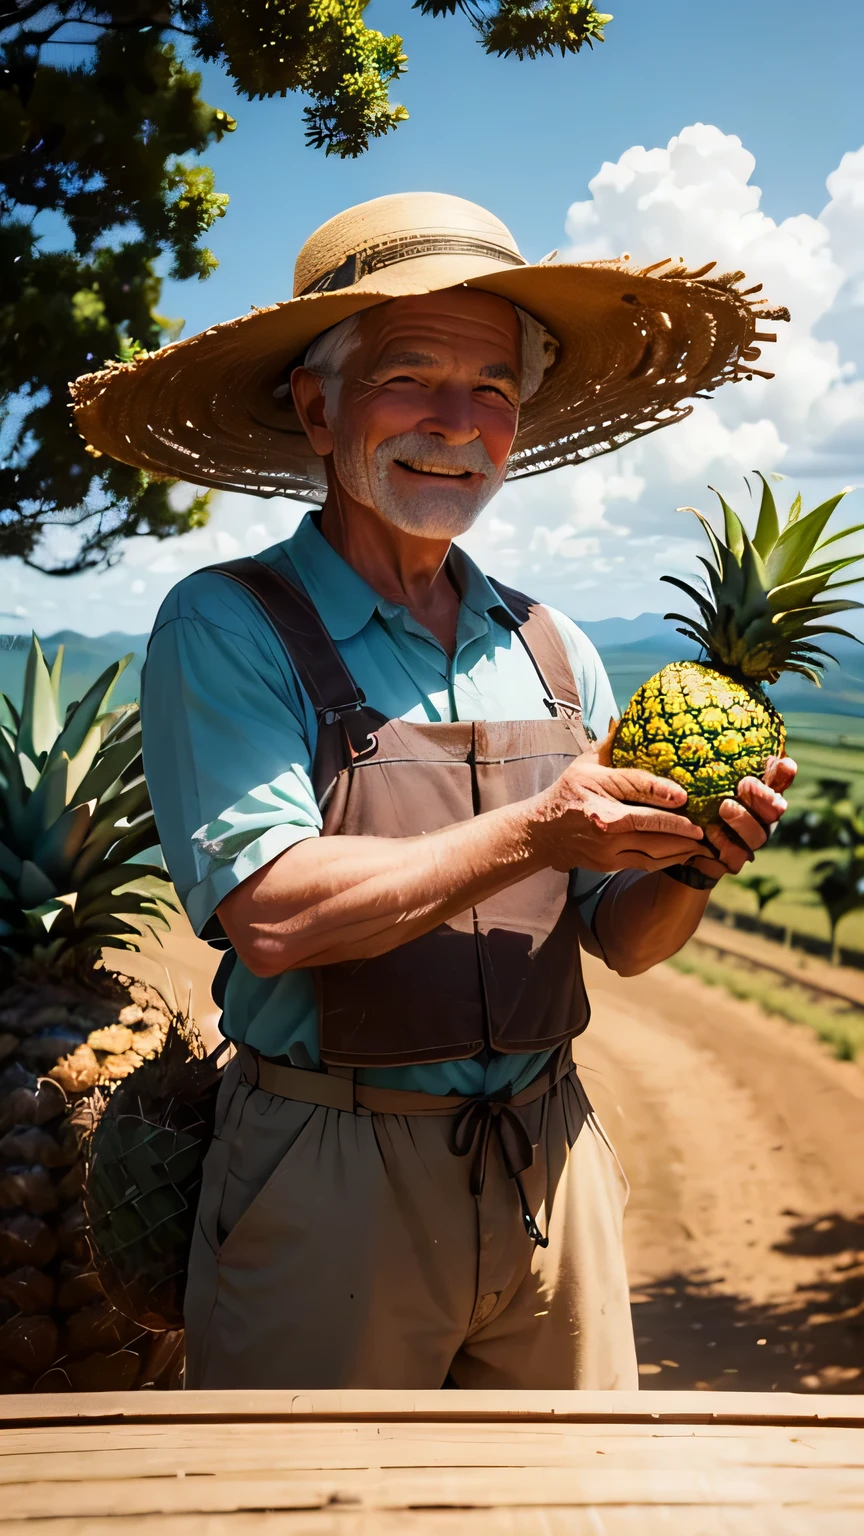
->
xmin=71 ymin=254 xmax=786 ymax=500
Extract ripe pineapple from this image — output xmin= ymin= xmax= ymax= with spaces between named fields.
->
xmin=0 ymin=637 xmax=182 ymax=1392
xmin=611 ymin=476 xmax=864 ymax=828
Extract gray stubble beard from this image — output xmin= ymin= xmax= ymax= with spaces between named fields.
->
xmin=330 ymin=428 xmax=506 ymax=539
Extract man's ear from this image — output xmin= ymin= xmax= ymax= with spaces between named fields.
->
xmin=290 ymin=367 xmax=334 ymax=456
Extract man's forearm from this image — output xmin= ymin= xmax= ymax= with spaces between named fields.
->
xmin=591 ymin=868 xmax=711 ymax=976
xmin=217 ymin=758 xmax=717 ymax=979
xmin=218 ymin=799 xmax=546 ymax=978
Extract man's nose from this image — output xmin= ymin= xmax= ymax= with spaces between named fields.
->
xmin=421 ymin=385 xmax=480 ymax=445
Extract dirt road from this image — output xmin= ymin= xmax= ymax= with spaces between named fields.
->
xmin=578 ymin=953 xmax=864 ymax=1394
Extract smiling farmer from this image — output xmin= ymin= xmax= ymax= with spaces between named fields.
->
xmin=72 ymin=192 xmax=795 ymax=1391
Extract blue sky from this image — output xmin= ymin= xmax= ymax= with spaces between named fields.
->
xmin=6 ymin=0 xmax=864 ymax=634
xmin=161 ymin=0 xmax=864 ymax=331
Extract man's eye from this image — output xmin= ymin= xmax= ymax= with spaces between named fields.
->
xmin=476 ymin=384 xmax=514 ymax=402
xmin=384 ymin=374 xmax=423 ymax=385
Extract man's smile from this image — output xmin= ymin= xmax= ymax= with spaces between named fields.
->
xmin=394 ymin=458 xmax=476 ymax=480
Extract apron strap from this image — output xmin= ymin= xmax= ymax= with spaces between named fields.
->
xmin=203 ymin=555 xmax=364 ymax=719
xmin=488 ymin=576 xmax=585 ymax=718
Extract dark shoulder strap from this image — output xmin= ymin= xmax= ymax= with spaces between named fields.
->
xmin=488 ymin=576 xmax=582 ymax=711
xmin=204 ymin=556 xmax=363 ymax=718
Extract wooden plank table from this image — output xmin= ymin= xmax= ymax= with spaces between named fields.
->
xmin=2 ymin=1390 xmax=864 ymax=1532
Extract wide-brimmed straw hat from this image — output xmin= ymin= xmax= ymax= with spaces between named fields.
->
xmin=70 ymin=192 xmax=789 ymax=501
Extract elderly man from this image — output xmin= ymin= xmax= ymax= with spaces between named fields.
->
xmin=73 ymin=192 xmax=794 ymax=1391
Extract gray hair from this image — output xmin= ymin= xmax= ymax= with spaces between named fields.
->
xmin=294 ymin=303 xmax=558 ymax=407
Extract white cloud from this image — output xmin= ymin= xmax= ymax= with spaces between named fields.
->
xmin=465 ymin=122 xmax=864 ymax=618
xmin=4 ymin=123 xmax=864 ymax=633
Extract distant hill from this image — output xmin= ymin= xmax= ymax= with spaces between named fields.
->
xmin=569 ymin=612 xmax=674 ymax=648
xmin=0 ymin=631 xmax=148 ymax=714
xmin=575 ymin=620 xmax=864 ymax=717
xmin=2 ymin=618 xmax=862 ymax=718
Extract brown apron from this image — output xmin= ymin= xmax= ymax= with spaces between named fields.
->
xmin=209 ymin=556 xmax=595 ymax=1070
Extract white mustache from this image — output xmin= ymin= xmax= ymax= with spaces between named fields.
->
xmin=376 ymin=432 xmax=495 ymax=480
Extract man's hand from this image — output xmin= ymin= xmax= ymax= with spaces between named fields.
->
xmin=533 ymin=753 xmax=706 ymax=873
xmin=685 ymin=755 xmax=798 ymax=880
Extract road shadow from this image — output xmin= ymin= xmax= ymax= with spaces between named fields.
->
xmin=631 ymin=1210 xmax=864 ymax=1392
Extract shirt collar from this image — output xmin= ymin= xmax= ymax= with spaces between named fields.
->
xmin=271 ymin=512 xmax=521 ymax=642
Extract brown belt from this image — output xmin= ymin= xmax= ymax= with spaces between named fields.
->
xmin=237 ymin=1041 xmax=573 ymax=1116
xmin=236 ymin=1042 xmax=577 ymax=1247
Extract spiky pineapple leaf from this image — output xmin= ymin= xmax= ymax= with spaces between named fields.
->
xmin=664 ymin=612 xmax=715 ymax=651
xmin=73 ymin=860 xmax=169 ymax=906
xmin=75 ymin=871 xmax=176 ymax=926
xmin=17 ymin=752 xmax=41 ymax=792
xmin=43 ymin=656 xmax=131 ymax=774
xmin=73 ymin=816 xmax=161 ymax=886
xmin=18 ymin=637 xmax=61 ymax=764
xmin=752 ymin=473 xmax=780 ymax=560
xmin=738 ymin=535 xmax=772 ymax=631
xmin=0 ymin=636 xmax=174 ymax=966
xmin=74 ymin=735 xmax=143 ymax=807
xmin=711 ymin=489 xmax=746 ymax=563
xmin=18 ymin=859 xmax=59 ymax=905
xmin=767 ymin=492 xmax=849 ymax=586
xmin=669 ymin=478 xmax=863 ymax=682
xmin=772 ymin=598 xmax=864 ymax=631
xmin=0 ymin=693 xmax=19 ymax=734
xmin=18 ymin=752 xmax=69 ymax=849
xmin=33 ymin=802 xmax=97 ymax=887
xmin=0 ymin=839 xmax=22 ymax=881
xmin=49 ymin=645 xmax=65 ymax=706
xmin=660 ymin=575 xmax=717 ymax=626
xmin=782 ymin=661 xmax=824 ymax=684
xmin=817 ymin=520 xmax=864 ymax=553
xmin=678 ymin=506 xmax=724 ymax=571
xmin=769 ymin=554 xmax=864 ymax=612
xmin=0 ymin=737 xmax=26 ymax=825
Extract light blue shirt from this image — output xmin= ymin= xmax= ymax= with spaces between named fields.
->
xmin=141 ymin=513 xmax=618 ymax=1096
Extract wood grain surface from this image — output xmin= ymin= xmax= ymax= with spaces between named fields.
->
xmin=2 ymin=1391 xmax=864 ymax=1532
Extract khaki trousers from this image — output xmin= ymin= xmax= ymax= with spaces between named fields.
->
xmin=184 ymin=1059 xmax=637 ymax=1391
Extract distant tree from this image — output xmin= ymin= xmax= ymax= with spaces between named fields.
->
xmin=814 ymin=777 xmax=853 ymax=807
xmin=813 ymin=852 xmax=864 ymax=964
xmin=740 ymin=873 xmax=782 ymax=918
xmin=775 ymin=779 xmax=854 ymax=851
xmin=1 ymin=2 xmax=613 ymax=575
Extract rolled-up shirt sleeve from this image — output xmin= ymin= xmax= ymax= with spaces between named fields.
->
xmin=141 ymin=574 xmax=320 ymax=937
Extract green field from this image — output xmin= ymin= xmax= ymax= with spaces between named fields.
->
xmin=667 ymin=943 xmax=864 ymax=1060
xmin=713 ymin=715 xmax=864 ymax=953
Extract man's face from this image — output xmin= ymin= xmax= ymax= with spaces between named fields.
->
xmin=301 ymin=290 xmax=522 ymax=539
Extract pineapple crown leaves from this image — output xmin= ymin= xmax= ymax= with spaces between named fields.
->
xmin=0 ymin=636 xmax=175 ymax=963
xmin=661 ymin=474 xmax=864 ymax=685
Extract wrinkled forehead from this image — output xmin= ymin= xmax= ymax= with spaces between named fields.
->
xmin=355 ymin=289 xmax=522 ymax=370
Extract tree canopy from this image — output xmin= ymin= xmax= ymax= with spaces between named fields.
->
xmin=0 ymin=1 xmax=613 ymax=574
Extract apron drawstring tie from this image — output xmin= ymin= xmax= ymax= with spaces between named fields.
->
xmin=451 ymin=1098 xmax=549 ymax=1249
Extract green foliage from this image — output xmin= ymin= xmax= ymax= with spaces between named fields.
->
xmin=664 ymin=476 xmax=864 ymax=684
xmin=2 ymin=1 xmax=611 ymax=572
xmin=413 ymin=1 xmax=612 ymax=61
xmin=813 ymin=851 xmax=864 ymax=960
xmin=196 ymin=0 xmax=409 ymax=156
xmin=0 ymin=634 xmax=175 ymax=966
xmin=764 ymin=769 xmax=864 ymax=959
xmin=668 ymin=943 xmax=864 ymax=1061
xmin=740 ymin=872 xmax=782 ymax=916
xmin=1 ymin=6 xmax=233 ymax=571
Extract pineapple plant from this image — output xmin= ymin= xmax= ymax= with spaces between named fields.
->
xmin=0 ymin=636 xmax=183 ymax=1392
xmin=611 ymin=476 xmax=864 ymax=829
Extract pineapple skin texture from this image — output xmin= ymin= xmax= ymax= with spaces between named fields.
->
xmin=611 ymin=661 xmax=786 ymax=829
